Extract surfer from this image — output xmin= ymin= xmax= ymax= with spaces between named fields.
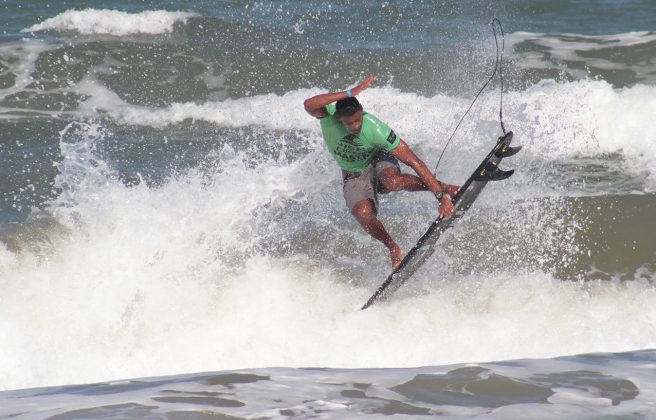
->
xmin=304 ymin=74 xmax=460 ymax=269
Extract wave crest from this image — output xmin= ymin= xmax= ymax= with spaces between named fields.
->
xmin=22 ymin=8 xmax=198 ymax=36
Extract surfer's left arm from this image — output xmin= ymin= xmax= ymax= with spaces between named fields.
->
xmin=391 ymin=140 xmax=459 ymax=217
xmin=303 ymin=74 xmax=376 ymax=118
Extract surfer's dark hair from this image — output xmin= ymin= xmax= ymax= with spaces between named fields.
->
xmin=335 ymin=97 xmax=363 ymax=117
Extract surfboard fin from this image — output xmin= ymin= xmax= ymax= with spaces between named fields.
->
xmin=474 ymin=162 xmax=515 ymax=181
xmin=496 ymin=131 xmax=513 ymax=144
xmin=495 ymin=145 xmax=522 ymax=158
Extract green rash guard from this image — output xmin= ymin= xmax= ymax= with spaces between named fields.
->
xmin=320 ymin=103 xmax=400 ymax=173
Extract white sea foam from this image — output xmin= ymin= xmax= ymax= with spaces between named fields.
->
xmin=507 ymin=31 xmax=656 ymax=52
xmin=0 ymin=40 xmax=56 ymax=109
xmin=2 ymin=59 xmax=656 ymax=390
xmin=506 ymin=31 xmax=656 ymax=81
xmin=22 ymin=9 xmax=198 ymax=36
xmin=0 ymin=116 xmax=655 ymax=391
xmin=2 ymin=240 xmax=655 ymax=391
xmin=83 ymin=80 xmax=656 ymax=191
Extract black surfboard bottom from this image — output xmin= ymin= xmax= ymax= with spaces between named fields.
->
xmin=361 ymin=131 xmax=518 ymax=310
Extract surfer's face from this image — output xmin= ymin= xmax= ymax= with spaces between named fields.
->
xmin=338 ymin=110 xmax=363 ymax=135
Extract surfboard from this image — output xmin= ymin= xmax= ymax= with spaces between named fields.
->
xmin=361 ymin=131 xmax=520 ymax=310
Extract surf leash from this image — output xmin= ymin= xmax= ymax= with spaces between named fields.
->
xmin=433 ymin=18 xmax=507 ymax=177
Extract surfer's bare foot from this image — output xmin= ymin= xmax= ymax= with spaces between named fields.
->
xmin=390 ymin=245 xmax=404 ymax=270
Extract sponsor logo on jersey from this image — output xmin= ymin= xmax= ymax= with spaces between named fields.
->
xmin=386 ymin=130 xmax=397 ymax=144
xmin=341 ymin=134 xmax=359 ymax=144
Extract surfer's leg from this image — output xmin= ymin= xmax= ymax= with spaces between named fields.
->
xmin=378 ymin=166 xmax=428 ymax=192
xmin=375 ymin=152 xmax=427 ymax=192
xmin=351 ymin=199 xmax=404 ymax=269
xmin=343 ymin=164 xmax=404 ymax=269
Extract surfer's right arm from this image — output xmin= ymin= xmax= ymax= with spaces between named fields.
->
xmin=303 ymin=74 xmax=375 ymax=118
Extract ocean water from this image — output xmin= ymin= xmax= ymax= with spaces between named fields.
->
xmin=1 ymin=0 xmax=655 ymax=418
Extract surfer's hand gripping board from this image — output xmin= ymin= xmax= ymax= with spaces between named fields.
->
xmin=362 ymin=131 xmax=521 ymax=310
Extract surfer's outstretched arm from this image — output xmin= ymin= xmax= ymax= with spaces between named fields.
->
xmin=303 ymin=74 xmax=375 ymax=118
xmin=391 ymin=140 xmax=457 ymax=218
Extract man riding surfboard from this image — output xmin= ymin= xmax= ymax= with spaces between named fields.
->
xmin=304 ymin=74 xmax=460 ymax=269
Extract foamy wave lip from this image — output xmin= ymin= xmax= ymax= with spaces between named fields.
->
xmin=506 ymin=31 xmax=656 ymax=72
xmin=22 ymin=9 xmax=198 ymax=36
xmin=507 ymin=31 xmax=656 ymax=51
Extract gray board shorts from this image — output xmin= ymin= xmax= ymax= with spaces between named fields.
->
xmin=342 ymin=152 xmax=400 ymax=213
